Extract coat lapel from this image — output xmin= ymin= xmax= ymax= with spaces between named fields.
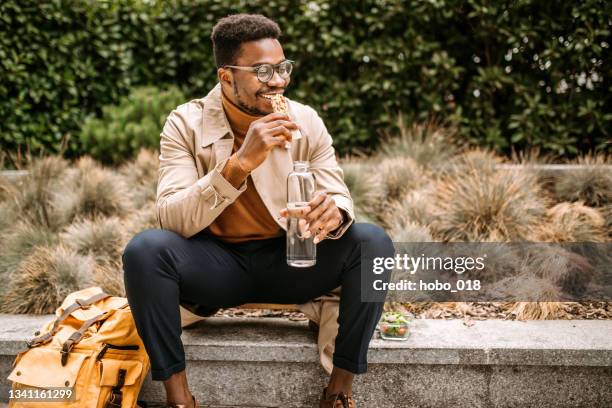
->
xmin=251 ymin=145 xmax=293 ymax=230
xmin=201 ymin=83 xmax=231 ymax=149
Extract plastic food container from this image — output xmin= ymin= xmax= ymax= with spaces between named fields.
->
xmin=378 ymin=311 xmax=412 ymax=341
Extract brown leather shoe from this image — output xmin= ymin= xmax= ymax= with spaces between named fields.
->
xmin=319 ymin=387 xmax=356 ymax=408
xmin=166 ymin=394 xmax=198 ymax=408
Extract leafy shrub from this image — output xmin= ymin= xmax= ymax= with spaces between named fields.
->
xmin=1 ymin=0 xmax=609 ymax=167
xmin=0 ymin=0 xmax=143 ymax=164
xmin=79 ymin=86 xmax=185 ymax=165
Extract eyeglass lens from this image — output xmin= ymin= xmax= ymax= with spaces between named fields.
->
xmin=257 ymin=61 xmax=292 ymax=82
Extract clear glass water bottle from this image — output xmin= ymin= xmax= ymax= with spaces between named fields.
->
xmin=286 ymin=161 xmax=317 ymax=267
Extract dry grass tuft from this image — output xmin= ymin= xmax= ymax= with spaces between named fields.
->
xmin=49 ymin=156 xmax=132 ymax=224
xmin=429 ymin=159 xmax=548 ymax=242
xmin=119 ymin=148 xmax=159 ymax=208
xmin=0 ymin=174 xmax=19 ymax=202
xmin=93 ymin=261 xmax=125 ymax=297
xmin=14 ymin=156 xmax=70 ymax=229
xmin=0 ymin=221 xmax=57 ymax=276
xmin=60 ymin=216 xmax=126 ymax=262
xmin=440 ymin=149 xmax=503 ymax=177
xmin=119 ymin=148 xmax=159 ymax=186
xmin=1 ymin=245 xmax=94 ymax=314
xmin=509 ymin=301 xmax=567 ymax=320
xmin=74 ymin=157 xmax=132 ymax=219
xmin=464 ymin=243 xmax=522 ymax=282
xmin=0 ymin=201 xmax=17 ymax=233
xmin=389 ymin=221 xmax=433 ymax=242
xmin=384 ymin=186 xmax=436 ymax=230
xmin=378 ymin=117 xmax=459 ymax=169
xmin=125 ymin=202 xmax=159 ymax=236
xmin=486 ymin=272 xmax=561 ymax=302
xmin=519 ymin=244 xmax=595 ymax=298
xmin=602 ymin=204 xmax=612 ymax=240
xmin=7 ymin=155 xmax=133 ymax=231
xmin=340 ymin=159 xmax=381 ymax=222
xmin=376 ymin=156 xmax=427 ymax=203
xmin=537 ymin=202 xmax=607 ymax=242
xmin=554 ymin=154 xmax=612 ymax=207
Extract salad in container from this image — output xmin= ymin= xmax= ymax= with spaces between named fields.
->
xmin=378 ymin=311 xmax=413 ymax=341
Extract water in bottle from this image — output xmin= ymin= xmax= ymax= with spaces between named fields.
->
xmin=286 ymin=161 xmax=316 ymax=267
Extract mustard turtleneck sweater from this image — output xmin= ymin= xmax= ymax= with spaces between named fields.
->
xmin=205 ymin=90 xmax=284 ymax=242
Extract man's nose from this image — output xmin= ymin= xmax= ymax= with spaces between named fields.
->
xmin=267 ymin=69 xmax=286 ymax=87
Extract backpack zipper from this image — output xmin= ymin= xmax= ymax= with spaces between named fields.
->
xmin=96 ymin=343 xmax=140 ymax=361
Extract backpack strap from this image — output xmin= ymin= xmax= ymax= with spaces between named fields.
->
xmin=60 ymin=302 xmax=129 ymax=366
xmin=26 ymin=292 xmax=111 ymax=348
xmin=104 ymin=368 xmax=126 ymax=408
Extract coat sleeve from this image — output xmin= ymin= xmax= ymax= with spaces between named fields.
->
xmin=306 ymin=108 xmax=355 ymax=239
xmin=156 ymin=109 xmax=247 ymax=238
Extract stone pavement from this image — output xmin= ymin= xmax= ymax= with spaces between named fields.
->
xmin=1 ymin=315 xmax=611 ymax=407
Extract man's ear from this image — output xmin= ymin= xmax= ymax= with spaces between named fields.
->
xmin=218 ymin=68 xmax=232 ymax=86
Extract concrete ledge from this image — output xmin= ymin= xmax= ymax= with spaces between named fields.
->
xmin=1 ymin=315 xmax=611 ymax=407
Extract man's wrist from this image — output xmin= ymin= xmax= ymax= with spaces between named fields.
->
xmin=220 ymin=153 xmax=250 ymax=188
xmin=234 ymin=153 xmax=251 ymax=174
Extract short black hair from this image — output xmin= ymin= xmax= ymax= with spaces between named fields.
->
xmin=211 ymin=14 xmax=282 ymax=69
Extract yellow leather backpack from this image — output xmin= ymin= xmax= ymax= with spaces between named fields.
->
xmin=7 ymin=286 xmax=150 ymax=408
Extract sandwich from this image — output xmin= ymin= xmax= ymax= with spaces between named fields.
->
xmin=270 ymin=94 xmax=302 ymax=148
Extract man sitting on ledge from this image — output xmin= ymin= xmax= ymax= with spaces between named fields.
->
xmin=122 ymin=13 xmax=393 ymax=408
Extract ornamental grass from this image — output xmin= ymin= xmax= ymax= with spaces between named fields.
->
xmin=0 ymin=121 xmax=609 ymax=318
xmin=1 ymin=245 xmax=94 ymax=314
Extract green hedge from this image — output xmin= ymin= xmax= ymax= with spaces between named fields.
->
xmin=1 ymin=0 xmax=609 ymax=166
xmin=80 ymin=86 xmax=186 ymax=165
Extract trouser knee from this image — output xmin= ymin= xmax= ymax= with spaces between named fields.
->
xmin=346 ymin=222 xmax=394 ymax=256
xmin=122 ymin=228 xmax=182 ymax=290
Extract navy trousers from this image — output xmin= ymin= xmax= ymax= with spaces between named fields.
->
xmin=122 ymin=222 xmax=393 ymax=381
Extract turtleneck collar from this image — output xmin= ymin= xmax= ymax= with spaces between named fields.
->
xmin=221 ymin=88 xmax=262 ymax=136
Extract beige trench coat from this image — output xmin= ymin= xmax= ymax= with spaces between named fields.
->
xmin=156 ymin=82 xmax=355 ymax=375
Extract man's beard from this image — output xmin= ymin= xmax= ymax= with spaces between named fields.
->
xmin=233 ymin=81 xmax=267 ymax=116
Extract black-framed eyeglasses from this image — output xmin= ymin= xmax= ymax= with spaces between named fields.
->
xmin=223 ymin=59 xmax=294 ymax=83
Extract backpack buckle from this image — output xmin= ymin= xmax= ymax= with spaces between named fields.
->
xmin=60 ymin=339 xmax=76 ymax=366
xmin=26 ymin=332 xmax=51 ymax=348
xmin=75 ymin=298 xmax=91 ymax=309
